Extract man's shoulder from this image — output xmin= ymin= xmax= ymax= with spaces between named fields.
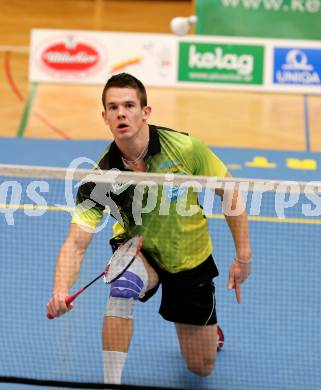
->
xmin=152 ymin=125 xmax=197 ymax=171
xmin=153 ymin=124 xmax=189 ymax=138
xmin=153 ymin=125 xmax=192 ymax=150
xmin=153 ymin=125 xmax=207 ymax=155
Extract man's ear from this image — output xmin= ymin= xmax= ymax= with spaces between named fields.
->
xmin=142 ymin=105 xmax=152 ymax=122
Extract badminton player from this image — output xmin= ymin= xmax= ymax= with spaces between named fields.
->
xmin=47 ymin=73 xmax=252 ymax=384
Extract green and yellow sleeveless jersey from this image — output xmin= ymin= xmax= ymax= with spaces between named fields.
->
xmin=72 ymin=125 xmax=227 ymax=273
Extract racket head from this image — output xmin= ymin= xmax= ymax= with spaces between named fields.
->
xmin=103 ymin=236 xmax=143 ymax=284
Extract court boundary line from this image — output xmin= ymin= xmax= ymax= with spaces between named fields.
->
xmin=17 ymin=82 xmax=38 ymax=137
xmin=1 ymin=204 xmax=320 ymax=225
xmin=304 ymin=95 xmax=311 ymax=152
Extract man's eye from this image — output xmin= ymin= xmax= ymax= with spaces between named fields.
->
xmin=126 ymin=103 xmax=134 ymax=109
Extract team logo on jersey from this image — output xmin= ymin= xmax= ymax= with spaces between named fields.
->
xmin=164 ymin=186 xmax=187 ymax=202
xmin=159 ymin=159 xmax=183 ymax=171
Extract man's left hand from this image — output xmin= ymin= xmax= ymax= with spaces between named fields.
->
xmin=227 ymin=260 xmax=251 ymax=304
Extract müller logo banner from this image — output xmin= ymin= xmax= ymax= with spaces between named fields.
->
xmin=29 ymin=29 xmax=177 ymax=85
xmin=32 ymin=33 xmax=107 ymax=81
xmin=42 ymin=39 xmax=99 ymax=72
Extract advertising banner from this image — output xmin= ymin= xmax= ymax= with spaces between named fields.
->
xmin=178 ymin=42 xmax=264 ymax=85
xmin=29 ymin=29 xmax=321 ymax=94
xmin=273 ymin=47 xmax=321 ymax=86
xmin=29 ymin=30 xmax=177 ymax=85
xmin=196 ymin=0 xmax=321 ymax=40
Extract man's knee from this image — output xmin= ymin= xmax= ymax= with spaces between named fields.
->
xmin=187 ymin=356 xmax=216 ymax=377
xmin=104 ymin=256 xmax=148 ymax=319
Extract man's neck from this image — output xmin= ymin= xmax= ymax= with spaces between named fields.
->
xmin=115 ymin=124 xmax=149 ymax=162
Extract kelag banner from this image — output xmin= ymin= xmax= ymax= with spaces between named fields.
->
xmin=178 ymin=42 xmax=264 ymax=85
xmin=196 ymin=0 xmax=321 ymax=40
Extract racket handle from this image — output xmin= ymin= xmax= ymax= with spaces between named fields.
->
xmin=47 ymin=292 xmax=80 ymax=320
xmin=65 ymin=292 xmax=79 ymax=305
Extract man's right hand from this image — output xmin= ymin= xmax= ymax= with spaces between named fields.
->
xmin=46 ymin=290 xmax=74 ymax=319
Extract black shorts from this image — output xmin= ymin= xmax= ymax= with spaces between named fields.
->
xmin=139 ymin=251 xmax=219 ymax=326
xmin=109 ymin=238 xmax=219 ymax=326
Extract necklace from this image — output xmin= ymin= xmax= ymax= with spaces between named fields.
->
xmin=121 ymin=141 xmax=149 ymax=165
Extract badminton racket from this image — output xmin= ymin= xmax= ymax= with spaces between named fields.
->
xmin=47 ymin=235 xmax=143 ymax=319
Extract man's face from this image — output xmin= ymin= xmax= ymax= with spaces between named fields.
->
xmin=102 ymin=87 xmax=151 ymax=140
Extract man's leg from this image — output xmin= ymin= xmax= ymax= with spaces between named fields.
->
xmin=175 ymin=323 xmax=217 ymax=376
xmin=102 ymin=255 xmax=159 ymax=384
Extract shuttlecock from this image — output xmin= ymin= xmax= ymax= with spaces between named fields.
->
xmin=170 ymin=15 xmax=198 ymax=36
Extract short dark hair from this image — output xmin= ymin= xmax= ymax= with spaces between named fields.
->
xmin=102 ymin=73 xmax=148 ymax=109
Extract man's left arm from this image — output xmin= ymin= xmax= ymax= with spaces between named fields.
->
xmin=190 ymin=137 xmax=252 ymax=302
xmin=216 ymin=173 xmax=252 ymax=304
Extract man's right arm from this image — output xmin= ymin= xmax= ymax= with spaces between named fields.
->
xmin=46 ymin=223 xmax=94 ymax=318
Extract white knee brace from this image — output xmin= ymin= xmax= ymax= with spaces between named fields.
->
xmin=104 ymin=255 xmax=148 ymax=320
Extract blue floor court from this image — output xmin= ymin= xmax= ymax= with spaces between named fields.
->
xmin=0 ymin=138 xmax=320 ymax=390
